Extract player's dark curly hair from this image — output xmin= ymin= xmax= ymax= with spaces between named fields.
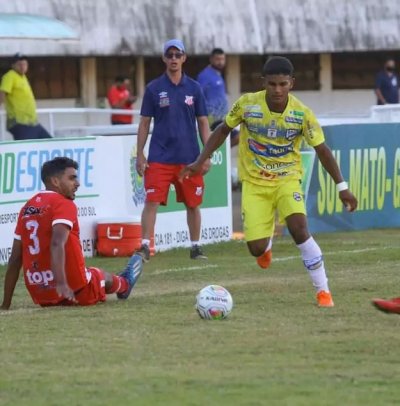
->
xmin=41 ymin=157 xmax=79 ymax=184
xmin=262 ymin=56 xmax=294 ymax=77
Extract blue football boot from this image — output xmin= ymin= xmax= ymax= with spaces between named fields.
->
xmin=117 ymin=254 xmax=143 ymax=299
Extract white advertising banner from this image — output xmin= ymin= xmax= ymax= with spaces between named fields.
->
xmin=0 ymin=136 xmax=232 ymax=264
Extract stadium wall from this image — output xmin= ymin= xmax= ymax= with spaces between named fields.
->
xmin=1 ymin=0 xmax=400 ymax=55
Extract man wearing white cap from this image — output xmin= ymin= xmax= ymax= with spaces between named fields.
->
xmin=135 ymin=39 xmax=211 ymax=261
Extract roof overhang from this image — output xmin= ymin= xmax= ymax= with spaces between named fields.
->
xmin=0 ymin=13 xmax=79 ymax=41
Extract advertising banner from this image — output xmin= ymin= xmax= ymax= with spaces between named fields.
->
xmin=307 ymin=123 xmax=400 ymax=232
xmin=0 ymin=136 xmax=232 ymax=264
xmin=0 ymin=137 xmax=102 ymax=264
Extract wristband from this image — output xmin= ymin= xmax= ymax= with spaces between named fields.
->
xmin=336 ymin=181 xmax=348 ymax=192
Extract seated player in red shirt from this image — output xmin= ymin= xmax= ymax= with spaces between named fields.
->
xmin=1 ymin=157 xmax=143 ymax=310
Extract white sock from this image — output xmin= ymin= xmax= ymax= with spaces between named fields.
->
xmin=297 ymin=237 xmax=329 ymax=292
xmin=141 ymin=239 xmax=150 ymax=247
xmin=191 ymin=241 xmax=200 ymax=247
xmin=258 ymin=238 xmax=273 ymax=257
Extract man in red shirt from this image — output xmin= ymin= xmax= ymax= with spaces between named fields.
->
xmin=1 ymin=157 xmax=143 ymax=309
xmin=107 ymin=75 xmax=137 ymax=125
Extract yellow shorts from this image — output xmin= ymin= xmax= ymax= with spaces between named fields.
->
xmin=241 ymin=179 xmax=306 ymax=241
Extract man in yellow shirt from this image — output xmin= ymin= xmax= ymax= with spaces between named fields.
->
xmin=181 ymin=56 xmax=358 ymax=308
xmin=0 ymin=53 xmax=51 ymax=140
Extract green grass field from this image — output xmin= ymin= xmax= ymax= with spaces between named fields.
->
xmin=1 ymin=229 xmax=400 ymax=406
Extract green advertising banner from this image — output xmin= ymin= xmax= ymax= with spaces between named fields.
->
xmin=307 ymin=123 xmax=400 ymax=232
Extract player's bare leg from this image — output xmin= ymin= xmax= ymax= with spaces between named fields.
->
xmin=137 ymin=202 xmax=159 ymax=261
xmin=101 ymin=255 xmax=143 ymax=300
xmin=247 ymin=238 xmax=272 ymax=269
xmin=286 ymin=213 xmax=334 ymax=307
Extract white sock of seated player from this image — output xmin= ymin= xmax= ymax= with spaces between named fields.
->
xmin=141 ymin=239 xmax=150 ymax=247
xmin=191 ymin=241 xmax=200 ymax=247
xmin=297 ymin=237 xmax=329 ymax=292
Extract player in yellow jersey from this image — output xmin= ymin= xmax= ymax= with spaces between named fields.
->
xmin=181 ymin=56 xmax=358 ymax=307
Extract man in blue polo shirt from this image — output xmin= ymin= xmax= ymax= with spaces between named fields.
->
xmin=197 ymin=48 xmax=229 ymax=126
xmin=135 ymin=39 xmax=211 ymax=261
xmin=375 ymin=58 xmax=400 ymax=105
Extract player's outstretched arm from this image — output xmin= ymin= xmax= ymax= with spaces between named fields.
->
xmin=196 ymin=115 xmax=212 ymax=174
xmin=314 ymin=142 xmax=358 ymax=212
xmin=180 ymin=121 xmax=232 ymax=179
xmin=1 ymin=239 xmax=22 ymax=310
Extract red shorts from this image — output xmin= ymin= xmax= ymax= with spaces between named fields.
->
xmin=73 ymin=267 xmax=106 ymax=306
xmin=40 ymin=267 xmax=106 ymax=307
xmin=144 ymin=162 xmax=204 ymax=208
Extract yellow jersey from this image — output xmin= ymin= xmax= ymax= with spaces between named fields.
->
xmin=0 ymin=69 xmax=37 ymax=128
xmin=225 ymin=90 xmax=324 ymax=185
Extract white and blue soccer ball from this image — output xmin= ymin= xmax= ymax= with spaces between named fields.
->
xmin=195 ymin=285 xmax=233 ymax=320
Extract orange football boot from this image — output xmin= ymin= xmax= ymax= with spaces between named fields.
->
xmin=317 ymin=290 xmax=335 ymax=307
xmin=256 ymin=249 xmax=272 ymax=269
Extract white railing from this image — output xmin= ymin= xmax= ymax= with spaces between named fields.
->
xmin=318 ymin=105 xmax=400 ymax=126
xmin=0 ymin=108 xmax=142 ymax=141
xmin=370 ymin=104 xmax=400 ymax=123
xmin=2 ymin=104 xmax=400 ymax=141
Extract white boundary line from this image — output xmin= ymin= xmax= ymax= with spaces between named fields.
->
xmin=273 ymin=245 xmax=397 ymax=263
xmin=151 ymin=246 xmax=398 ymax=272
xmin=152 ymin=264 xmax=218 ymax=275
xmin=0 ymin=307 xmax=43 ymax=316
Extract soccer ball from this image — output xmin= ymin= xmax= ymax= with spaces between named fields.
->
xmin=195 ymin=285 xmax=233 ymax=320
